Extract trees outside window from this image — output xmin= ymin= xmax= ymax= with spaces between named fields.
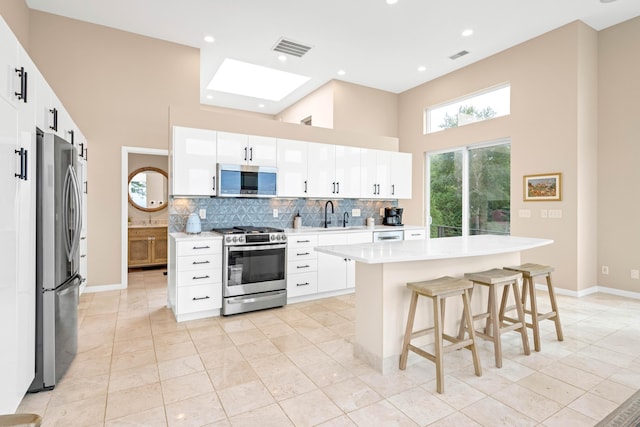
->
xmin=428 ymin=141 xmax=510 ymax=238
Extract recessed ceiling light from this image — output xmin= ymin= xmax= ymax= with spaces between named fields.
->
xmin=204 ymin=35 xmax=215 ymax=43
xmin=207 ymin=58 xmax=310 ymax=101
xmin=418 ymin=65 xmax=427 ymax=72
xmin=206 ymin=94 xmax=213 ymax=100
xmin=600 ymin=0 xmax=616 ymax=3
xmin=258 ymin=104 xmax=265 ymax=108
xmin=278 ymin=55 xmax=287 ymax=62
xmin=386 ymin=0 xmax=398 ymax=4
xmin=462 ymin=29 xmax=473 ymax=37
xmin=337 ymin=70 xmax=346 ymax=76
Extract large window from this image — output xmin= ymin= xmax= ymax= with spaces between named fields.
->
xmin=425 ymin=84 xmax=510 ymax=134
xmin=427 ymin=140 xmax=511 ymax=238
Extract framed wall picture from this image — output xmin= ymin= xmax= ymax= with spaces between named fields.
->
xmin=523 ymin=172 xmax=562 ymax=201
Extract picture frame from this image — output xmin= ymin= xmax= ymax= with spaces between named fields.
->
xmin=523 ymin=172 xmax=562 ymax=201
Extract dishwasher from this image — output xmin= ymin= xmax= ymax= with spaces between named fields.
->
xmin=372 ymin=229 xmax=404 ymax=242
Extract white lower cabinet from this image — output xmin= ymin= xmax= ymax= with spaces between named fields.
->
xmin=403 ymin=228 xmax=426 ymax=240
xmin=317 ymin=231 xmax=372 ymax=292
xmin=287 ymin=235 xmax=318 ymax=298
xmin=168 ymin=236 xmax=222 ymax=322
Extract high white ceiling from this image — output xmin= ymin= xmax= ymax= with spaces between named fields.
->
xmin=25 ymin=0 xmax=640 ymax=115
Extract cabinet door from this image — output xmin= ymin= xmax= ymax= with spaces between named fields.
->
xmin=375 ymin=150 xmax=392 ymax=198
xmin=171 ymin=126 xmax=217 ymax=196
xmin=152 ymin=233 xmax=168 ymax=264
xmin=0 ymin=17 xmax=18 ymax=104
xmin=248 ymin=135 xmax=277 ymax=166
xmin=216 ymin=131 xmax=248 ymax=164
xmin=307 ymin=142 xmax=336 ymax=198
xmin=335 ymin=145 xmax=361 ymax=198
xmin=390 ymin=152 xmax=412 ymax=199
xmin=276 ymin=139 xmax=308 ymax=197
xmin=128 ymin=236 xmax=152 ymax=266
xmin=32 ymin=67 xmax=51 ymax=132
xmin=317 ymin=234 xmax=347 ymax=292
xmin=360 ymin=149 xmax=379 ymax=198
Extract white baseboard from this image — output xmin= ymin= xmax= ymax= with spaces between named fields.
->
xmin=535 ymin=283 xmax=640 ymax=300
xmin=82 ymin=283 xmax=126 ymax=293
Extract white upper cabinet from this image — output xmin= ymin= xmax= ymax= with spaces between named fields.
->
xmin=276 ymin=138 xmax=308 ymax=197
xmin=306 ymin=142 xmax=335 ymax=197
xmin=171 ymin=126 xmax=217 ymax=196
xmin=0 ymin=17 xmax=18 ymax=105
xmin=217 ymin=132 xmax=277 ymax=167
xmin=390 ymin=151 xmax=412 ymax=199
xmin=335 ymin=145 xmax=361 ymax=198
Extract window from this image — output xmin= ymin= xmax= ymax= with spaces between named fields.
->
xmin=425 ymin=84 xmax=510 ymax=134
xmin=427 ymin=140 xmax=511 ymax=238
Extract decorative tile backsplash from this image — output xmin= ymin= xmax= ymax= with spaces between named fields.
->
xmin=169 ymin=197 xmax=398 ymax=233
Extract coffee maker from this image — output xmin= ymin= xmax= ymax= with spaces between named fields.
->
xmin=383 ymin=207 xmax=403 ymax=226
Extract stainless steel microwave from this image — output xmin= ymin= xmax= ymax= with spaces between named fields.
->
xmin=217 ymin=164 xmax=277 ymax=197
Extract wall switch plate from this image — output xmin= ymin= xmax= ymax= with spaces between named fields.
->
xmin=518 ymin=209 xmax=531 ymax=218
xmin=631 ymin=269 xmax=639 ymax=280
xmin=273 ymin=208 xmax=278 ymax=218
xmin=602 ymin=265 xmax=609 ymax=275
xmin=199 ymin=208 xmax=206 ymax=219
xmin=548 ymin=209 xmax=562 ymax=219
xmin=352 ymin=208 xmax=361 ymax=217
xmin=540 ymin=209 xmax=548 ymax=218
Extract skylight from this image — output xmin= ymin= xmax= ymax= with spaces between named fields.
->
xmin=207 ymin=58 xmax=310 ymax=102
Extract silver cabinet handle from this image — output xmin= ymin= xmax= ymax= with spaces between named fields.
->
xmin=192 ymin=296 xmax=210 ymax=301
xmin=296 ymin=282 xmax=310 ymax=287
xmin=296 ymin=265 xmax=310 ymax=269
xmin=192 ymin=275 xmax=210 ymax=280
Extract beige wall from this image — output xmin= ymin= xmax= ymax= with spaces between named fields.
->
xmin=277 ymin=81 xmax=335 ymax=129
xmin=598 ymin=17 xmax=640 ymax=294
xmin=27 ymin=11 xmax=199 ymax=287
xmin=398 ymin=22 xmax=598 ymax=292
xmin=0 ymin=0 xmax=29 ymax=48
xmin=333 ymin=80 xmax=398 ymax=138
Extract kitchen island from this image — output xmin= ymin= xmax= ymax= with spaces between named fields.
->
xmin=315 ymin=234 xmax=553 ymax=373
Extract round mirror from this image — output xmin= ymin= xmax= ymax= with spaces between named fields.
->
xmin=128 ymin=167 xmax=168 ymax=212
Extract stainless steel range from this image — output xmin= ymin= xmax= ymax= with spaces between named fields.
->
xmin=212 ymin=226 xmax=287 ymax=315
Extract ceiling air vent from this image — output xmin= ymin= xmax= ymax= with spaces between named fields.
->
xmin=449 ymin=50 xmax=470 ymax=60
xmin=272 ymin=37 xmax=313 ymax=58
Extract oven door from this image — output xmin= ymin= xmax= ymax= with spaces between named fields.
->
xmin=223 ymin=243 xmax=286 ymax=297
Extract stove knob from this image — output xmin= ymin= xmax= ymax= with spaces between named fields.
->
xmin=276 ymin=234 xmax=281 ymax=240
xmin=232 ymin=236 xmax=238 ymax=243
xmin=281 ymin=234 xmax=287 ymax=241
xmin=225 ymin=236 xmax=232 ymax=243
xmin=239 ymin=236 xmax=244 ymax=243
xmin=270 ymin=235 xmax=275 ymax=241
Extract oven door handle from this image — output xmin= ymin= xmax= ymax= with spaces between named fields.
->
xmin=228 ymin=243 xmax=287 ymax=252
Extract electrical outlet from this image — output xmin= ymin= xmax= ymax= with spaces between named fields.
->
xmin=602 ymin=265 xmax=609 ymax=275
xmin=199 ymin=208 xmax=206 ymax=219
xmin=273 ymin=208 xmax=278 ymax=218
xmin=352 ymin=208 xmax=361 ymax=217
xmin=548 ymin=209 xmax=562 ymax=219
xmin=518 ymin=209 xmax=531 ymax=218
xmin=379 ymin=208 xmax=385 ymax=216
xmin=540 ymin=209 xmax=548 ymax=219
xmin=631 ymin=269 xmax=639 ymax=280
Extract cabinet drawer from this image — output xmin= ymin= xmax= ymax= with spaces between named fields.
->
xmin=177 ymin=283 xmax=221 ymax=313
xmin=288 ymin=259 xmax=318 ymax=273
xmin=177 ymin=267 xmax=221 ymax=287
xmin=177 ymin=240 xmax=221 ymax=256
xmin=287 ymin=272 xmax=318 ymax=298
xmin=404 ymin=229 xmax=426 ymax=240
xmin=287 ymin=235 xmax=318 ymax=248
xmin=177 ymin=254 xmax=220 ymax=271
xmin=128 ymin=227 xmax=167 ymax=239
xmin=288 ymin=246 xmax=317 ymax=261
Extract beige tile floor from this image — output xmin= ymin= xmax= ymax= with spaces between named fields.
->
xmin=17 ymin=268 xmax=640 ymax=426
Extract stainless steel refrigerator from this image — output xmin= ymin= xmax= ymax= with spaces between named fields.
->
xmin=29 ymin=129 xmax=82 ymax=392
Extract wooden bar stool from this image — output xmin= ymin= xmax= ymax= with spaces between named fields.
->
xmin=459 ymin=268 xmax=530 ymax=368
xmin=399 ymin=276 xmax=482 ymax=394
xmin=504 ymin=263 xmax=563 ymax=352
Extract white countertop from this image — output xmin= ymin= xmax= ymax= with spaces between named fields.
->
xmin=169 ymin=231 xmax=222 ymax=240
xmin=314 ymin=234 xmax=553 ymax=264
xmin=285 ymin=224 xmax=424 ymax=235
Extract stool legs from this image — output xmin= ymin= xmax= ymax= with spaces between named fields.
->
xmin=399 ymin=291 xmax=419 ymax=370
xmin=433 ymin=294 xmax=445 ymax=393
xmin=462 ymin=289 xmax=482 ymax=378
xmin=523 ymin=274 xmax=563 ymax=352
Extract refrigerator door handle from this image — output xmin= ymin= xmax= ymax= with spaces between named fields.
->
xmin=62 ymin=165 xmax=83 ymax=262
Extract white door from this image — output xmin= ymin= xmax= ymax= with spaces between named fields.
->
xmin=0 ymin=17 xmax=18 ymax=104
xmin=276 ymin=139 xmax=308 ymax=197
xmin=247 ymin=135 xmax=277 ymax=166
xmin=307 ymin=142 xmax=335 ymax=197
xmin=375 ymin=150 xmax=392 ymax=198
xmin=390 ymin=152 xmax=412 ymax=199
xmin=171 ymin=126 xmax=217 ymax=196
xmin=217 ymin=131 xmax=248 ymax=164
xmin=360 ymin=149 xmax=379 ymax=198
xmin=317 ymin=234 xmax=348 ymax=292
xmin=335 ymin=145 xmax=361 ymax=198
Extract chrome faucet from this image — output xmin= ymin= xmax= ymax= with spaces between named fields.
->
xmin=343 ymin=211 xmax=349 ymax=227
xmin=324 ymin=200 xmax=334 ymax=228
